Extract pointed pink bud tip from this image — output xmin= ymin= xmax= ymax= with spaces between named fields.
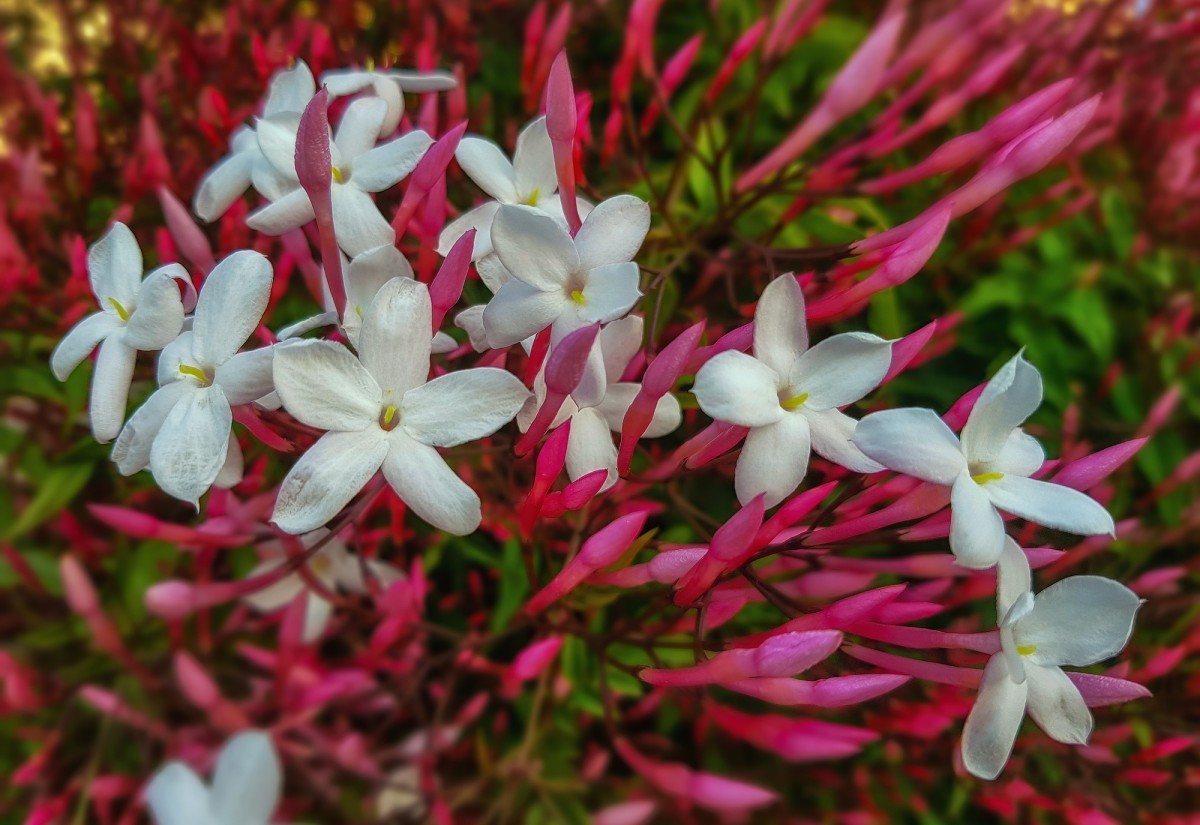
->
xmin=545 ymin=322 xmax=601 ymax=394
xmin=295 ymin=88 xmax=332 ymax=193
xmin=753 ymin=630 xmax=843 ymax=677
xmin=545 ymin=51 xmax=577 ymax=142
xmin=1004 ymin=94 xmax=1101 ymax=178
xmin=144 ymin=580 xmax=198 ymax=621
xmin=430 ymin=228 xmax=475 ymax=328
xmin=60 ymin=555 xmax=98 ymax=615
xmin=643 ymin=321 xmax=706 ymax=397
xmin=689 ymin=773 xmax=778 ymax=812
xmin=511 ymin=637 xmax=564 ymax=681
xmin=414 ymin=121 xmax=468 ymax=192
xmin=534 ymin=418 xmax=572 ymax=480
xmin=174 ymin=651 xmax=220 ymax=710
xmin=710 ymin=494 xmax=766 ymax=562
xmin=578 ymin=510 xmax=651 ymax=568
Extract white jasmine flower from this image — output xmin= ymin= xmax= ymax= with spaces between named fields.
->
xmin=193 ymin=60 xmax=316 ymax=222
xmin=247 ymin=97 xmax=432 ymax=257
xmin=692 ymin=274 xmax=891 ymax=508
xmin=852 ymin=353 xmax=1116 ymax=568
xmin=242 ymin=528 xmax=403 ymax=643
xmin=321 ymin=63 xmax=457 ymax=135
xmin=518 ymin=316 xmax=681 ymax=490
xmin=271 ymin=278 xmax=529 ymax=535
xmin=51 ymin=223 xmax=193 ymax=443
xmin=112 ymin=251 xmax=275 ymax=505
xmin=145 ymin=730 xmax=285 ymax=825
xmin=962 ymin=538 xmax=1142 ymax=779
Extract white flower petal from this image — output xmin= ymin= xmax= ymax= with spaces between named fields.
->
xmin=1024 ymin=662 xmax=1093 ymax=745
xmin=483 ymin=278 xmax=566 ymax=349
xmin=194 ymin=149 xmax=254 ymax=222
xmin=599 ymin=315 xmax=644 ymax=383
xmin=112 ymin=381 xmax=191 ymax=475
xmin=950 ymin=473 xmax=1007 ymax=569
xmin=961 ymin=353 xmax=1043 ymax=466
xmin=213 ymin=435 xmax=244 ymax=490
xmin=789 ymin=332 xmax=891 ymax=411
xmin=753 ymin=274 xmax=809 ymax=378
xmin=851 ymin=408 xmax=967 ymax=484
xmin=331 ymin=184 xmax=395 ymax=258
xmin=273 ymin=340 xmax=380 ymax=430
xmin=594 ymin=383 xmax=638 ymax=430
xmin=88 ymin=222 xmax=142 ymax=308
xmin=692 ymin=351 xmax=784 ymax=429
xmin=156 ymin=331 xmax=197 ymax=387
xmin=993 ymin=429 xmax=1045 ymax=476
xmin=984 ymin=474 xmax=1115 ymax=536
xmin=124 ymin=268 xmax=186 ymax=351
xmin=276 ymin=311 xmax=338 ymax=341
xmin=273 ymin=429 xmax=389 ymax=533
xmin=210 ymin=731 xmax=282 ymax=825
xmin=320 ymin=69 xmax=374 ymax=98
xmin=736 ymin=411 xmax=811 ymax=508
xmin=90 ymin=337 xmax=136 ymax=443
xmin=144 ymin=763 xmax=212 ymax=825
xmin=242 ymin=563 xmax=303 ymax=612
xmin=263 ymin=60 xmax=316 ymax=117
xmin=352 ymin=130 xmax=434 ymax=192
xmin=455 ymin=136 xmax=518 ymax=203
xmin=360 ymin=277 xmax=432 ymax=394
xmin=388 ymin=69 xmax=458 ymax=92
xmin=246 ymin=188 xmax=315 ymax=236
xmin=250 ymin=159 xmax=298 ymax=202
xmin=432 ymin=331 xmax=458 ymax=354
xmin=437 ymin=201 xmax=500 ymax=258
xmin=1015 ymin=575 xmax=1141 ymax=667
xmin=511 ymin=116 xmax=557 ymax=202
xmin=193 ymin=251 xmax=273 ymax=367
xmin=381 ymin=430 xmax=482 ymax=535
xmin=401 ymin=368 xmax=528 ymax=447
xmin=254 ymin=113 xmax=302 ymax=179
xmin=490 ymin=204 xmax=579 ymax=291
xmin=334 ymin=97 xmax=388 ymax=161
xmin=51 ymin=312 xmax=120 ymax=381
xmin=215 ymin=346 xmax=275 ymax=405
xmin=805 ymin=406 xmax=884 ymax=473
xmin=578 ymin=262 xmax=642 ymax=324
xmin=346 ymin=246 xmax=413 ymax=316
xmin=454 ymin=305 xmax=491 ymax=352
xmin=573 ymin=195 xmax=650 ymax=272
xmin=301 ymin=591 xmax=334 ymax=643
xmin=961 ymin=653 xmax=1028 ymax=781
xmin=565 ymin=406 xmax=619 ymax=491
xmin=149 ymin=385 xmax=231 ymax=504
xmin=475 ymin=252 xmax=513 ymax=294
xmin=996 ymin=536 xmax=1032 ymax=619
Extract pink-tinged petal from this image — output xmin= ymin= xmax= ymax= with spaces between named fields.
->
xmin=382 ymin=430 xmax=481 ymax=535
xmin=1052 ymin=438 xmax=1146 ymax=492
xmin=491 ymin=204 xmax=578 ymax=291
xmin=961 ymin=653 xmax=1028 ymax=781
xmin=430 ymin=229 xmax=475 ymax=329
xmin=88 ymin=222 xmax=142 ymax=307
xmin=790 ymin=332 xmax=891 ymax=410
xmin=565 ymin=406 xmax=618 ymax=489
xmin=573 ymin=195 xmax=650 ymax=271
xmin=454 ymin=136 xmax=519 ymax=202
xmin=124 ymin=268 xmax=186 ymax=350
xmin=852 ymin=408 xmax=966 ymax=484
xmin=753 ymin=274 xmax=808 ymax=377
xmin=272 ymin=340 xmax=380 ymax=430
xmin=401 ymin=368 xmax=528 ymax=447
xmin=736 ymin=412 xmax=810 ymax=508
xmin=51 ymin=312 xmax=119 ymax=381
xmin=483 ymin=278 xmax=566 ymax=348
xmin=578 ymin=262 xmax=642 ymax=324
xmin=149 ymin=385 xmax=231 ymax=505
xmin=1015 ymin=576 xmax=1141 ymax=668
xmin=692 ymin=351 xmax=783 ymax=429
xmin=90 ymin=337 xmax=136 ymax=443
xmin=806 ymin=407 xmax=883 ymax=473
xmin=210 ymin=731 xmax=282 ymax=824
xmin=273 ymin=429 xmax=388 ymax=534
xmin=144 ymin=763 xmax=211 ymax=825
xmin=962 ymin=352 xmax=1043 ymax=465
xmin=333 ymin=97 xmax=387 ymax=160
xmin=353 ymin=130 xmax=434 ymax=192
xmin=512 ymin=116 xmax=557 ymax=201
xmin=984 ymin=474 xmax=1115 ymax=536
xmin=359 ymin=276 xmax=432 ymax=394
xmin=246 ymin=188 xmax=316 ymax=235
xmin=1024 ymin=663 xmax=1092 ymax=745
xmin=950 ymin=473 xmax=1006 ymax=569
xmin=1068 ymin=673 xmax=1152 ymax=708
xmin=193 ymin=251 xmax=273 ymax=366
xmin=158 ymin=187 xmax=215 ymax=272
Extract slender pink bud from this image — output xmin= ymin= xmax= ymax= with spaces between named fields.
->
xmin=706 ymin=19 xmax=767 ymax=103
xmin=847 ymin=622 xmax=999 ymax=653
xmin=725 ymin=672 xmax=911 ymax=707
xmin=60 ymin=555 xmax=99 ymax=616
xmin=295 ymin=88 xmax=346 ymax=318
xmin=516 ymin=324 xmax=601 ymax=456
xmin=683 ymin=421 xmax=749 ymax=469
xmin=803 ymin=482 xmax=950 ymax=546
xmin=618 ymin=321 xmax=705 ymax=473
xmin=392 ymin=121 xmax=467 ymax=238
xmin=430 ymin=228 xmax=475 ymax=329
xmin=675 ymin=495 xmax=765 ymax=606
xmin=158 ymin=186 xmax=215 ymax=274
xmin=174 ymin=651 xmax=221 ymax=710
xmin=525 ymin=511 xmax=651 ymax=615
xmin=614 ymin=739 xmax=777 ymax=813
xmin=79 ymin=686 xmax=168 ymax=736
xmin=1053 ymin=438 xmax=1146 ymax=491
xmin=710 ymin=704 xmax=872 ymax=761
xmin=641 ymin=630 xmax=842 ymax=686
xmin=546 ymin=52 xmax=582 ymax=234
xmin=752 ymin=481 xmax=837 ymax=551
xmin=593 ymin=801 xmax=657 ymax=825
xmin=640 ymin=34 xmax=703 ymax=134
xmin=685 ymin=322 xmax=752 ymax=373
xmin=1068 ymin=673 xmax=1152 ymax=708
xmin=884 ymin=319 xmax=938 ymax=382
xmin=521 ymin=2 xmax=548 ymax=93
xmin=843 ymin=644 xmax=982 ymax=688
xmin=540 ymin=468 xmax=607 ymax=517
xmin=510 ymin=637 xmax=563 ymax=682
xmin=519 ymin=420 xmax=571 ymax=536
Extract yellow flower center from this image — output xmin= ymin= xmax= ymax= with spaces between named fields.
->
xmin=331 ymin=166 xmax=346 ymax=184
xmin=780 ymin=392 xmax=809 ymax=411
xmin=522 ymin=187 xmax=540 ymax=206
xmin=108 ymin=297 xmax=131 ymax=322
xmin=1016 ymin=644 xmax=1037 ymax=656
xmin=971 ymin=472 xmax=1004 ymax=484
xmin=570 ymin=289 xmax=586 ymax=305
xmin=178 ymin=364 xmax=210 ymax=385
xmin=365 ymin=57 xmax=376 ymax=73
xmin=380 ymin=404 xmax=399 ymax=430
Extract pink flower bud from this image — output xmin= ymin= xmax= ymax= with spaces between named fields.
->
xmin=525 ymin=511 xmax=651 ymax=615
xmin=844 ymin=644 xmax=982 ymax=688
xmin=726 ymin=672 xmax=910 ymax=707
xmin=706 ymin=19 xmax=767 ymax=103
xmin=541 ymin=468 xmax=607 ymax=517
xmin=545 ymin=51 xmax=582 ymax=234
xmin=158 ymin=186 xmax=215 ymax=274
xmin=674 ymin=495 xmax=765 ymax=606
xmin=295 ymin=88 xmax=346 ymax=318
xmin=1068 ymin=673 xmax=1152 ymax=708
xmin=430 ymin=228 xmax=475 ymax=330
xmin=393 ymin=121 xmax=467 ymax=238
xmin=546 ymin=323 xmax=602 ymax=395
xmin=1053 ymin=438 xmax=1146 ymax=491
xmin=510 ymin=637 xmax=564 ymax=682
xmin=174 ymin=651 xmax=221 ymax=710
xmin=641 ymin=630 xmax=841 ymax=686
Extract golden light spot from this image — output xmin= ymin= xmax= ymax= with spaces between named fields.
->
xmin=1017 ymin=644 xmax=1037 ymax=656
xmin=971 ymin=472 xmax=1004 ymax=484
xmin=781 ymin=392 xmax=809 ymax=411
xmin=570 ymin=289 xmax=586 ymax=305
xmin=108 ymin=297 xmax=131 ymax=321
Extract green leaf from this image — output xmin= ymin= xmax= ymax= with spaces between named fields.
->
xmin=6 ymin=464 xmax=93 ymax=539
xmin=490 ymin=539 xmax=530 ymax=632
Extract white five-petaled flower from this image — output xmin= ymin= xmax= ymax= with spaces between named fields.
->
xmin=692 ymin=274 xmax=892 ymax=508
xmin=145 ymin=730 xmax=286 ymax=825
xmin=242 ymin=528 xmax=403 ymax=643
xmin=517 ymin=315 xmax=682 ymax=490
xmin=321 ymin=64 xmax=458 ymax=136
xmin=193 ymin=60 xmax=317 ymax=222
xmin=51 ymin=223 xmax=194 ymax=443
xmin=852 ymin=353 xmax=1116 ymax=569
xmin=112 ymin=251 xmax=275 ymax=505
xmin=271 ymin=277 xmax=529 ymax=536
xmin=961 ymin=538 xmax=1142 ymax=780
xmin=247 ymin=96 xmax=432 ymax=257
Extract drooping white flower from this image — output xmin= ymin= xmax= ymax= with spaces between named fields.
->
xmin=321 ymin=63 xmax=458 ymax=136
xmin=247 ymin=97 xmax=432 ymax=257
xmin=438 ymin=116 xmax=590 ymax=281
xmin=692 ymin=274 xmax=891 ymax=508
xmin=242 ymin=528 xmax=403 ymax=643
xmin=193 ymin=60 xmax=316 ymax=222
xmin=145 ymin=730 xmax=285 ymax=825
xmin=112 ymin=251 xmax=275 ymax=505
xmin=482 ymin=197 xmax=649 ymax=402
xmin=50 ymin=223 xmax=194 ymax=443
xmin=852 ymin=353 xmax=1116 ymax=568
xmin=518 ymin=316 xmax=681 ymax=490
xmin=961 ymin=538 xmax=1142 ymax=780
xmin=271 ymin=277 xmax=529 ymax=535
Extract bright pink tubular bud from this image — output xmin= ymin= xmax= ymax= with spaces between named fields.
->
xmin=725 ymin=672 xmax=910 ymax=707
xmin=519 ymin=420 xmax=571 ymax=536
xmin=706 ymin=19 xmax=767 ymax=103
xmin=392 ymin=121 xmax=467 ymax=238
xmin=295 ymin=88 xmax=346 ymax=319
xmin=752 ymin=481 xmax=837 ymax=550
xmin=846 ymin=622 xmax=999 ymax=653
xmin=710 ymin=704 xmax=872 ymax=761
xmin=430 ymin=228 xmax=475 ymax=330
xmin=158 ymin=186 xmax=215 ymax=273
xmin=1003 ymin=95 xmax=1101 ymax=179
xmin=843 ymin=644 xmax=982 ymax=688
xmin=173 ymin=651 xmax=221 ymax=710
xmin=516 ymin=324 xmax=601 ymax=456
xmin=593 ymin=801 xmax=657 ymax=825
xmin=521 ymin=2 xmax=547 ymax=92
xmin=510 ymin=637 xmax=564 ymax=682
xmin=685 ymin=322 xmax=752 ymax=373
xmin=641 ymin=630 xmax=842 ymax=686
xmin=60 ymin=555 xmax=99 ymax=616
xmin=683 ymin=421 xmax=749 ymax=469
xmin=675 ymin=495 xmax=765 ymax=606
xmin=1070 ymin=673 xmax=1152 ymax=707
xmin=884 ymin=319 xmax=937 ymax=382
xmin=805 ymin=482 xmax=950 ymax=546
xmin=540 ymin=468 xmax=607 ymax=517
xmin=545 ymin=51 xmax=582 ymax=234
xmin=525 ymin=511 xmax=650 ymax=615
xmin=640 ymin=34 xmax=703 ymax=134
xmin=613 ymin=739 xmax=777 ymax=813
xmin=1053 ymin=438 xmax=1146 ymax=491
